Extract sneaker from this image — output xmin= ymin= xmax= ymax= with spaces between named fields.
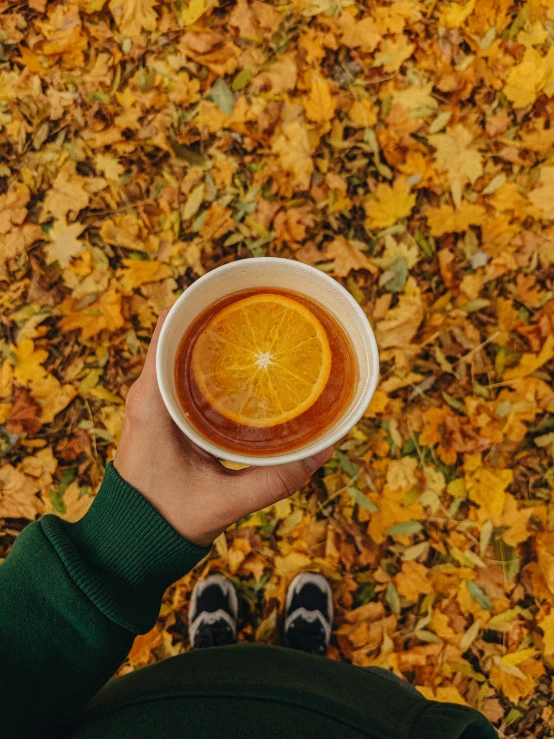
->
xmin=189 ymin=574 xmax=239 ymax=649
xmin=284 ymin=572 xmax=333 ymax=656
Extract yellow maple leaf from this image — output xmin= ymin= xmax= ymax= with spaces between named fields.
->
xmin=272 ymin=120 xmax=314 ymax=191
xmin=429 ymin=125 xmax=483 ymax=203
xmin=426 ymin=201 xmax=487 ymax=236
xmin=365 ymin=178 xmax=416 ymax=230
xmin=117 ymin=259 xmax=172 ymax=293
xmin=386 ymin=456 xmax=418 ymax=491
xmin=12 ymin=339 xmax=77 ymax=423
xmin=0 ymin=464 xmax=43 ymax=520
xmin=45 ymin=219 xmax=85 ymax=268
xmin=12 ymin=339 xmax=49 ymax=386
xmin=439 ymin=0 xmax=475 ymax=28
xmin=39 ymin=379 xmax=78 ymax=425
xmin=100 ymin=214 xmax=144 ymax=250
xmin=373 ymin=36 xmax=415 ymax=73
xmin=0 ymin=183 xmax=30 ymax=235
xmin=529 ymin=167 xmax=554 ymax=220
xmin=490 ymin=656 xmax=544 ymax=704
xmin=368 ymin=483 xmax=425 ymax=545
xmin=325 ymin=237 xmax=375 ymax=277
xmin=503 ymin=334 xmax=554 ymax=382
xmin=182 ymin=0 xmax=209 ymax=25
xmin=109 ymin=0 xmax=158 ymax=36
xmin=348 ymin=98 xmax=377 ymax=128
xmin=41 ymin=162 xmax=91 ymax=221
xmin=59 ymin=287 xmax=125 ymax=339
xmin=304 ymin=73 xmax=336 ymax=123
xmin=504 ymin=47 xmax=553 ymax=109
xmin=274 ymin=551 xmax=312 ymax=576
xmin=95 ymin=153 xmax=124 ymax=182
xmin=375 ymin=293 xmax=424 ymax=349
xmin=395 ymin=561 xmax=433 ymax=601
xmin=465 ymin=456 xmax=513 ymax=520
xmin=18 ymin=446 xmax=58 ymax=488
xmin=340 ymin=16 xmax=381 ymax=52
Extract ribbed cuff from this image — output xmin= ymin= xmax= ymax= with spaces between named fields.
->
xmin=40 ymin=462 xmax=212 ymax=634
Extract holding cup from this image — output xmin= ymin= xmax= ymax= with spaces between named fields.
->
xmin=156 ymin=257 xmax=379 ymax=467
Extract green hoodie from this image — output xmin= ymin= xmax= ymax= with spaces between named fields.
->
xmin=0 ymin=463 xmax=497 ymax=739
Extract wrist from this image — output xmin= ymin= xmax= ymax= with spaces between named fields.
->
xmin=40 ymin=463 xmax=212 ymax=634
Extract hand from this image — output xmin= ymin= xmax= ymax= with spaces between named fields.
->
xmin=114 ymin=310 xmax=334 ymax=546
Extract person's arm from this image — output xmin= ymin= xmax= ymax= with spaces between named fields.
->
xmin=0 ymin=310 xmax=332 ymax=739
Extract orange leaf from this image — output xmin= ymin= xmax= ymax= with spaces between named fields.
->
xmin=59 ymin=288 xmax=125 ymax=339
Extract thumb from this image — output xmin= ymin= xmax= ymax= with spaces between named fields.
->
xmin=240 ymin=446 xmax=335 ymax=510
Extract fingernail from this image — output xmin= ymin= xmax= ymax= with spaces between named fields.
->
xmin=304 ymin=456 xmax=319 ymax=473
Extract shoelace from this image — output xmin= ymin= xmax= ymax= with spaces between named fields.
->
xmin=194 ymin=619 xmax=236 ymax=649
xmin=287 ymin=617 xmax=327 ymax=655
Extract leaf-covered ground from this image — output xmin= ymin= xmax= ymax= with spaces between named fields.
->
xmin=1 ymin=0 xmax=554 ymax=734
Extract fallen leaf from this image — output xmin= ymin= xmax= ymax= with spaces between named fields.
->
xmin=117 ymin=259 xmax=173 ymax=293
xmin=45 ymin=219 xmax=86 ymax=268
xmin=325 ymin=237 xmax=375 ymax=277
xmin=304 ymin=73 xmax=336 ymax=123
xmin=365 ymin=179 xmax=416 ymax=230
xmin=504 ymin=335 xmax=554 ymax=382
xmin=41 ymin=162 xmax=91 ymax=221
xmin=109 ymin=0 xmax=158 ymax=36
xmin=426 ymin=201 xmax=487 ymax=236
xmin=272 ymin=120 xmax=314 ymax=190
xmin=0 ymin=464 xmax=44 ymax=519
xmin=375 ymin=293 xmax=424 ymax=348
xmin=59 ymin=287 xmax=125 ymax=339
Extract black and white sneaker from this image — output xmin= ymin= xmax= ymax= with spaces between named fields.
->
xmin=284 ymin=573 xmax=333 ymax=656
xmin=188 ymin=574 xmax=239 ymax=649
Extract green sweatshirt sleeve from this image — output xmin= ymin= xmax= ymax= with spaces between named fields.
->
xmin=0 ymin=462 xmax=211 ymax=739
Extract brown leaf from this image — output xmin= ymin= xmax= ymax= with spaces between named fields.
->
xmin=6 ymin=388 xmax=42 ymax=435
xmin=324 ymin=237 xmax=376 ymax=277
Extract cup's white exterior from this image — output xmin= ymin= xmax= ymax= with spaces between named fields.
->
xmin=156 ymin=258 xmax=379 ymax=466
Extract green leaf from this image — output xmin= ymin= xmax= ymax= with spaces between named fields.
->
xmin=232 ymin=67 xmax=252 ymax=92
xmin=441 ymin=391 xmax=466 ymax=414
xmin=355 ymin=581 xmax=376 ymax=607
xmin=465 ymin=579 xmax=493 ymax=611
xmin=380 ymin=256 xmax=408 ymax=292
xmin=210 ymin=78 xmax=234 ymax=115
xmin=386 ymin=582 xmax=401 ymax=614
xmin=335 ymin=450 xmax=359 ymax=478
xmin=347 ymin=487 xmax=378 ymax=513
xmin=414 ymin=229 xmax=434 ymax=258
xmin=49 ymin=468 xmax=76 ymax=514
xmin=169 ymin=138 xmax=206 ymax=165
xmin=461 ymin=298 xmax=491 ymax=313
xmin=387 ymin=521 xmax=423 ymax=537
xmin=1 ymin=342 xmax=17 ymax=365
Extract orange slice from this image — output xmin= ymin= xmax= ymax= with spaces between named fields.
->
xmin=192 ymin=293 xmax=332 ymax=428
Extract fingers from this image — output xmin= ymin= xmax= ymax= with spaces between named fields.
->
xmin=239 ymin=445 xmax=335 ymax=511
xmin=140 ymin=307 xmax=171 ymax=379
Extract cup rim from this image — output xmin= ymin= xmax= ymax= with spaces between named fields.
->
xmin=156 ymin=258 xmax=379 ymax=466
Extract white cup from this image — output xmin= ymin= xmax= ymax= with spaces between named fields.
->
xmin=156 ymin=257 xmax=379 ymax=467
